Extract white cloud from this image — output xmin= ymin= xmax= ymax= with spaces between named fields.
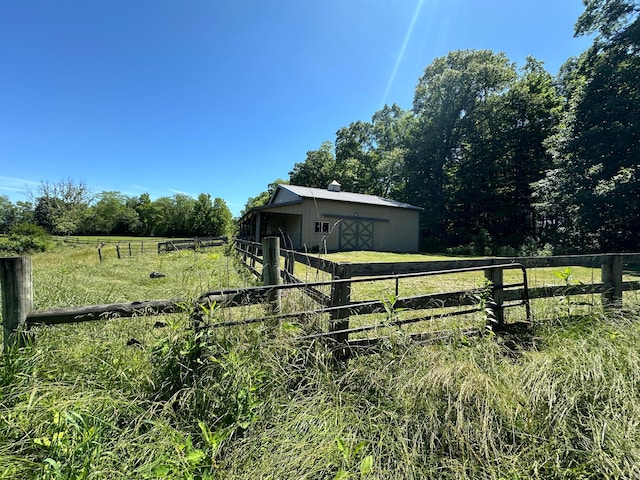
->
xmin=0 ymin=176 xmax=40 ymax=199
xmin=168 ymin=188 xmax=195 ymax=197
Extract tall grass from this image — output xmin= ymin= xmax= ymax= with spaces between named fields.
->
xmin=2 ymin=245 xmax=640 ymax=478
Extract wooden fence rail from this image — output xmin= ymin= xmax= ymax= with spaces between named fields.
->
xmin=97 ymin=241 xmax=148 ymax=261
xmin=1 ymin=255 xmax=521 ymax=353
xmin=157 ymin=236 xmax=227 ymax=253
xmin=234 ymin=240 xmax=640 ymax=309
xmin=3 ymin=242 xmax=640 ymax=356
xmin=234 ymin=241 xmax=640 ymax=343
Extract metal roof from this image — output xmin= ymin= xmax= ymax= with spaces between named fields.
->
xmin=270 ymin=184 xmax=423 ymax=211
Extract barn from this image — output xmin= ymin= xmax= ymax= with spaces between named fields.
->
xmin=238 ymin=181 xmax=422 ymax=252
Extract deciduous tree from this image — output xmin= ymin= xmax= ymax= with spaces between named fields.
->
xmin=31 ymin=179 xmax=92 ymax=235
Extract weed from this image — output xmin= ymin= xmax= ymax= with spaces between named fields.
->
xmin=2 ymin=244 xmax=640 ymax=479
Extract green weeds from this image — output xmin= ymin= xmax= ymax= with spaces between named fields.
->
xmin=2 ymin=246 xmax=640 ymax=478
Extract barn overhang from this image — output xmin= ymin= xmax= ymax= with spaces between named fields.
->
xmin=237 ymin=203 xmax=303 ymax=247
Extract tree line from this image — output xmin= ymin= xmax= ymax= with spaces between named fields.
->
xmin=0 ymin=180 xmax=234 ymax=238
xmin=251 ymin=0 xmax=640 ymax=254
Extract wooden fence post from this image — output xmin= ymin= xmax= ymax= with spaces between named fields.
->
xmin=262 ymin=237 xmax=281 ymax=315
xmin=284 ymin=249 xmax=295 ymax=279
xmin=116 ymin=243 xmax=121 ymax=259
xmin=601 ymin=254 xmax=623 ymax=308
xmin=1 ymin=256 xmax=33 ymax=350
xmin=250 ymin=244 xmax=257 ymax=270
xmin=483 ymin=266 xmax=504 ymax=328
xmin=330 ymin=264 xmax=352 ymax=358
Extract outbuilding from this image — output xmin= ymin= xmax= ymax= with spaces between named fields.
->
xmin=238 ymin=182 xmax=422 ymax=252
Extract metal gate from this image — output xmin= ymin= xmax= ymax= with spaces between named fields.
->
xmin=339 ymin=219 xmax=373 ymax=250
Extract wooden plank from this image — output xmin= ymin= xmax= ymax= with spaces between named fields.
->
xmin=290 ymin=251 xmax=339 ymax=273
xmin=522 ymin=283 xmax=605 ymax=300
xmin=26 ymin=289 xmax=271 ymax=326
xmin=347 ymin=254 xmax=640 ymax=277
xmin=349 ymin=290 xmax=480 ymax=315
xmin=623 ymin=281 xmax=640 ymax=292
xmin=26 ymin=298 xmax=184 ymax=325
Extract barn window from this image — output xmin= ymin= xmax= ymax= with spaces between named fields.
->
xmin=314 ymin=221 xmax=330 ymax=234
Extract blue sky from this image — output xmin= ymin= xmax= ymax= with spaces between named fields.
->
xmin=0 ymin=1 xmax=593 ymax=216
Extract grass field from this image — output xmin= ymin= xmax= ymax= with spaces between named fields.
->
xmin=2 ymin=244 xmax=640 ymax=478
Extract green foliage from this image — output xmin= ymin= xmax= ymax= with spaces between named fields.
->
xmin=189 ymin=194 xmax=233 ymax=237
xmin=82 ymin=191 xmax=141 ymax=234
xmin=0 ymin=194 xmax=18 ymax=233
xmin=289 ymin=141 xmax=337 ymax=189
xmin=575 ymin=0 xmax=639 ymax=43
xmin=0 ymin=223 xmax=51 ymax=254
xmin=32 ymin=179 xmax=93 ymax=236
xmin=474 ymin=277 xmax=498 ymax=329
xmin=1 ymin=179 xmax=235 ymax=238
xmin=241 ymin=179 xmax=288 ymax=215
xmin=287 ymin=106 xmax=411 ymax=200
xmin=533 ymin=0 xmax=640 ymax=252
xmin=334 ymin=436 xmax=374 ymax=479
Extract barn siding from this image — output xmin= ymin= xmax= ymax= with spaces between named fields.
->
xmin=247 ymin=187 xmax=421 ymax=252
xmin=297 ymin=199 xmax=419 ymax=252
xmin=271 ymin=189 xmax=300 ymax=205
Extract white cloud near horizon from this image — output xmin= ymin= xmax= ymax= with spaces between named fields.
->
xmin=0 ymin=176 xmax=40 ymax=198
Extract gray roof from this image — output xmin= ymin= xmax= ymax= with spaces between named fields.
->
xmin=270 ymin=184 xmax=423 ymax=211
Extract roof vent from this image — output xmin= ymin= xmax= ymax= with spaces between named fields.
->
xmin=328 ymin=180 xmax=341 ymax=192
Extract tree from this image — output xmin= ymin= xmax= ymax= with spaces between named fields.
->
xmin=334 ymin=120 xmax=377 ymax=193
xmin=0 ymin=196 xmax=17 ymax=234
xmin=154 ymin=197 xmax=178 ymax=237
xmin=190 ymin=193 xmax=217 ymax=237
xmin=370 ymin=104 xmax=413 ymax=198
xmin=83 ymin=191 xmax=140 ymax=234
xmin=211 ymin=197 xmax=233 ymax=237
xmin=289 ymin=141 xmax=336 ymax=188
xmin=31 ymin=179 xmax=92 ymax=235
xmin=447 ymin=57 xmax=562 ymax=248
xmin=289 ymin=107 xmax=412 ymax=199
xmin=167 ymin=194 xmax=196 ymax=236
xmin=14 ymin=201 xmax=34 ymax=226
xmin=405 ymin=50 xmax=517 ymax=246
xmin=537 ymin=0 xmax=640 ymax=251
xmin=133 ymin=194 xmax=153 ymax=236
xmin=242 ymin=179 xmax=287 ymax=215
xmin=575 ymin=0 xmax=640 ymax=44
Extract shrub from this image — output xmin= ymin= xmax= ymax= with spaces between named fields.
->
xmin=0 ymin=223 xmax=51 ymax=254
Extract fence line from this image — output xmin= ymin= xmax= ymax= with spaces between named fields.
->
xmin=93 ymin=237 xmax=228 ymax=261
xmin=234 ymin=240 xmax=640 ymax=357
xmin=234 ymin=239 xmax=640 ymax=309
xmin=157 ymin=236 xmax=227 ymax=253
xmin=2 ymin=241 xmax=640 ymax=357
